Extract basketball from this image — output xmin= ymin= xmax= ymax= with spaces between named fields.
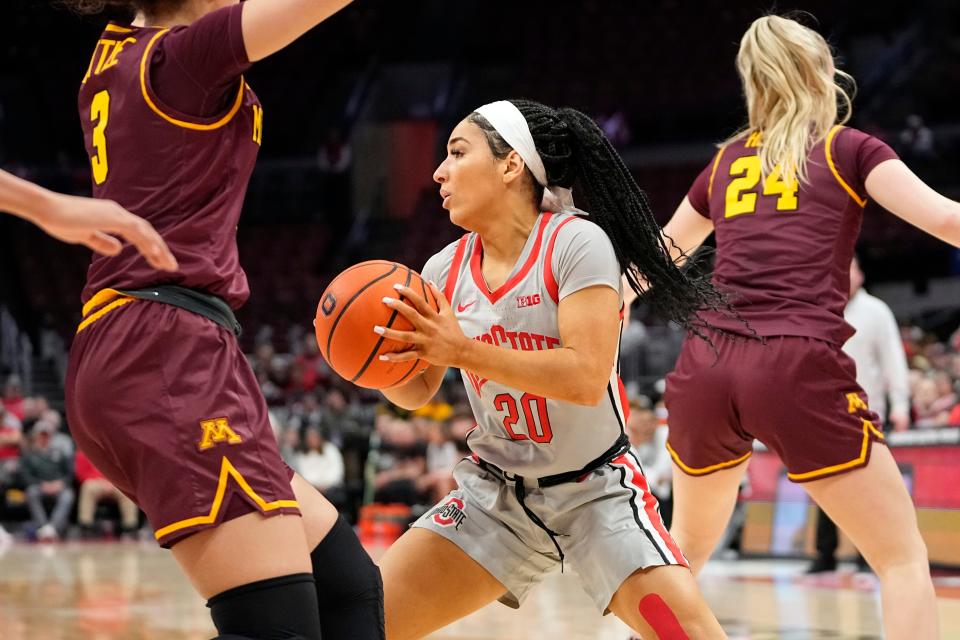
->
xmin=314 ymin=260 xmax=440 ymax=389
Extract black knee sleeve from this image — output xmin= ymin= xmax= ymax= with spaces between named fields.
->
xmin=311 ymin=515 xmax=385 ymax=640
xmin=207 ymin=573 xmax=322 ymax=640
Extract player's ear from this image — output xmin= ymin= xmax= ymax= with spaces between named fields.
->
xmin=501 ymin=150 xmax=527 ymax=186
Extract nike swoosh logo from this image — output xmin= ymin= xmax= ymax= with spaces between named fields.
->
xmin=457 ymin=300 xmax=477 ymax=313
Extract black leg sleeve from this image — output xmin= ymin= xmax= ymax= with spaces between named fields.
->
xmin=207 ymin=573 xmax=322 ymax=640
xmin=310 ymin=515 xmax=385 ymax=640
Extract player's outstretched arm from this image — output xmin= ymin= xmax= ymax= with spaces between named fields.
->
xmin=0 ymin=169 xmax=177 ymax=271
xmin=866 ymin=159 xmax=960 ymax=247
xmin=623 ymin=197 xmax=714 ymax=310
xmin=241 ymin=0 xmax=355 ymax=62
xmin=380 ymin=364 xmax=448 ymax=411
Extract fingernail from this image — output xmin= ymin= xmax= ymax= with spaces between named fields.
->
xmin=379 ymin=355 xmax=389 ymax=361
xmin=382 ymin=297 xmax=396 ymax=304
xmin=373 ymin=326 xmax=385 ymax=335
xmin=393 ymin=283 xmax=404 ymax=291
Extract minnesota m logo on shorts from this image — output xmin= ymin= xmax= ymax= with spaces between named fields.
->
xmin=198 ymin=417 xmax=243 ymax=451
xmin=846 ymin=392 xmax=869 ymax=414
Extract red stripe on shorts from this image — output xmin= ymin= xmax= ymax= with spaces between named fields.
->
xmin=615 ymin=454 xmax=688 ymax=567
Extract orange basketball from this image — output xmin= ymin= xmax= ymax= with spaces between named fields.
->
xmin=314 ymin=260 xmax=440 ymax=389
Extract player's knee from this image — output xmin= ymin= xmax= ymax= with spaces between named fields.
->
xmin=207 ymin=573 xmax=321 ymax=640
xmin=311 ymin=515 xmax=383 ymax=606
xmin=863 ymin=528 xmax=930 ymax=577
xmin=310 ymin=514 xmax=385 ymax=639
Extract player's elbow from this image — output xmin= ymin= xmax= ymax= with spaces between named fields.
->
xmin=933 ymin=206 xmax=960 ymax=247
xmin=569 ymin=374 xmax=610 ymax=406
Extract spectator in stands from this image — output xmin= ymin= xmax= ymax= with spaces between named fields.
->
xmin=319 ymin=387 xmax=365 ymax=438
xmin=297 ymin=427 xmax=345 ymax=495
xmin=0 ymin=399 xmax=22 ymax=543
xmin=21 ymin=421 xmax=74 ymax=540
xmin=913 ymin=374 xmax=955 ymax=428
xmin=417 ymin=420 xmax=458 ymax=504
xmin=278 ymin=426 xmax=302 ymax=470
xmin=75 ymin=449 xmax=139 ymax=538
xmin=2 ymin=375 xmax=25 ymax=421
xmin=448 ymin=409 xmax=474 ymax=457
xmin=626 ymin=397 xmax=673 ymax=528
xmin=373 ymin=417 xmax=427 ymax=506
xmin=844 ymin=256 xmax=911 ymax=431
xmin=289 ymin=392 xmax=325 ymax=432
xmin=293 ymin=333 xmax=329 ymax=393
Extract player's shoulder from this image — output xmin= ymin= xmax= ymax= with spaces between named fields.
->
xmin=549 ymin=213 xmax=613 ymax=250
xmin=422 ymin=234 xmax=471 ymax=280
xmin=427 ymin=235 xmax=469 ymax=264
xmin=826 ymin=125 xmax=880 ymax=154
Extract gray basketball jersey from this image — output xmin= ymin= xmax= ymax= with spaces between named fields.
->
xmin=422 ymin=212 xmax=626 ymax=477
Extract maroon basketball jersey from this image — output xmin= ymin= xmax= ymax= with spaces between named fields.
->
xmin=77 ymin=5 xmax=262 ymax=309
xmin=687 ymin=126 xmax=898 ymax=345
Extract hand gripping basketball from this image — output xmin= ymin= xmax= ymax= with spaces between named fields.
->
xmin=314 ymin=260 xmax=441 ymax=389
xmin=375 ymin=282 xmax=469 ymax=369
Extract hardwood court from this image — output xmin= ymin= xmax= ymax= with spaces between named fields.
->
xmin=0 ymin=542 xmax=958 ymax=639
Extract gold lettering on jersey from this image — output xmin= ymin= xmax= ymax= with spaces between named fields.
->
xmin=846 ymin=392 xmax=869 ymax=414
xmin=745 ymin=131 xmax=763 ymax=148
xmin=82 ymin=37 xmax=137 ymax=84
xmin=198 ymin=417 xmax=243 ymax=451
xmin=725 ymin=156 xmax=799 ymax=218
xmin=101 ymin=37 xmax=137 ymax=73
xmin=251 ymin=104 xmax=264 ymax=145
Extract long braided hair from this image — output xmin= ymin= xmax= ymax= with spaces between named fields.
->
xmin=468 ymin=99 xmax=729 ymax=338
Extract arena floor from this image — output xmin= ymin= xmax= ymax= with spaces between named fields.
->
xmin=0 ymin=541 xmax=958 ymax=639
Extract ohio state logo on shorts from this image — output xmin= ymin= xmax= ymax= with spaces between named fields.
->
xmin=430 ymin=496 xmax=467 ymax=530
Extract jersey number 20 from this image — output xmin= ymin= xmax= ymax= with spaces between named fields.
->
xmin=90 ymin=90 xmax=110 ymax=185
xmin=725 ymin=155 xmax=798 ymax=218
xmin=494 ymin=393 xmax=554 ymax=443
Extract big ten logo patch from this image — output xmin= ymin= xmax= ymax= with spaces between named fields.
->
xmin=430 ymin=496 xmax=467 ymax=530
xmin=517 ymin=293 xmax=541 ymax=308
xmin=198 ymin=417 xmax=243 ymax=451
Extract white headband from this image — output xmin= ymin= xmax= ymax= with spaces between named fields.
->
xmin=474 ymin=100 xmax=585 ymax=216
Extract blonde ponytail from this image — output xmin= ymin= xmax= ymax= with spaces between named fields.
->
xmin=725 ymin=15 xmax=855 ymax=185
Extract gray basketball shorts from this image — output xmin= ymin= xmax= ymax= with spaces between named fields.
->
xmin=412 ymin=451 xmax=689 ymax=613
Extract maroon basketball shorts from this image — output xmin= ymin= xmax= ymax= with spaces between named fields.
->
xmin=65 ymin=290 xmax=299 ymax=548
xmin=664 ymin=330 xmax=885 ymax=483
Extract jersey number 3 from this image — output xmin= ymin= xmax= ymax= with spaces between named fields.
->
xmin=494 ymin=393 xmax=554 ymax=443
xmin=724 ymin=155 xmax=798 ymax=218
xmin=90 ymin=90 xmax=110 ymax=185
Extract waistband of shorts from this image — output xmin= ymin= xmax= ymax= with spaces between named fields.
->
xmin=79 ymin=286 xmax=241 ymax=337
xmin=475 ymin=433 xmax=630 ymax=489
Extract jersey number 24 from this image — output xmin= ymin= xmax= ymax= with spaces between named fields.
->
xmin=725 ymin=155 xmax=798 ymax=218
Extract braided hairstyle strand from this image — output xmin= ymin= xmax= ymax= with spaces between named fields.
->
xmin=471 ymin=99 xmax=731 ymax=339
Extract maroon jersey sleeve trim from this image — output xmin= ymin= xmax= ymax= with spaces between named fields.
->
xmin=706 ymin=145 xmax=728 ymax=200
xmin=825 ymin=125 xmax=867 ymax=208
xmin=139 ymin=29 xmax=246 ymax=130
